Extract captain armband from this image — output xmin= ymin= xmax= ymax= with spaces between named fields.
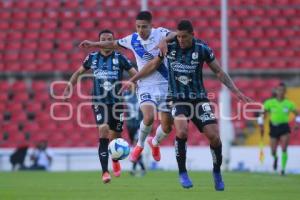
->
xmin=295 ymin=116 xmax=300 ymax=123
xmin=257 ymin=115 xmax=264 ymax=125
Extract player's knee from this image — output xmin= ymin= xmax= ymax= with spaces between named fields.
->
xmin=161 ymin=123 xmax=172 ymax=134
xmin=176 ymin=127 xmax=188 ymax=139
xmin=142 ymin=114 xmax=154 ymax=126
xmin=98 ymin=124 xmax=110 ymax=138
xmin=209 ymin=134 xmax=221 ymax=147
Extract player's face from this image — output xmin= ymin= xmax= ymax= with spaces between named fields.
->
xmin=99 ymin=33 xmax=114 ymax=54
xmin=136 ymin=20 xmax=152 ymax=40
xmin=177 ymin=30 xmax=193 ymax=49
xmin=276 ymin=86 xmax=286 ymax=99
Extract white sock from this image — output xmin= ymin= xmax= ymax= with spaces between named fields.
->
xmin=137 ymin=121 xmax=152 ymax=147
xmin=152 ymin=125 xmax=168 ymax=147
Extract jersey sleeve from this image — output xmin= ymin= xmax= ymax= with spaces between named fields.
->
xmin=203 ymin=44 xmax=215 ymax=63
xmin=263 ymin=100 xmax=271 ymax=111
xmin=82 ymin=54 xmax=92 ymax=69
xmin=119 ymin=54 xmax=133 ymax=71
xmin=117 ymin=34 xmax=133 ymax=50
xmin=289 ymin=101 xmax=296 ymax=111
xmin=157 ymin=27 xmax=170 ymax=38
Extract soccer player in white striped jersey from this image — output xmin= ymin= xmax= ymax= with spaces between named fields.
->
xmin=79 ymin=11 xmax=176 ymax=163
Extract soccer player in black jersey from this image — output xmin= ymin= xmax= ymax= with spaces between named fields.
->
xmin=63 ymin=30 xmax=137 ymax=183
xmin=123 ymin=20 xmax=252 ymax=190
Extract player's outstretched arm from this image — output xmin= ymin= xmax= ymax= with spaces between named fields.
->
xmin=119 ymin=57 xmax=162 ymax=93
xmin=63 ymin=66 xmax=88 ymax=101
xmin=130 ymin=56 xmax=162 ymax=83
xmin=208 ymin=59 xmax=253 ymax=103
xmin=79 ymin=40 xmax=119 ymax=50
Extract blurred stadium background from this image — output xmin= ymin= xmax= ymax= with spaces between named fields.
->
xmin=0 ymin=0 xmax=300 ymax=174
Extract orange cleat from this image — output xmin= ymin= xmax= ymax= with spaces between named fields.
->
xmin=102 ymin=171 xmax=111 ymax=184
xmin=147 ymin=137 xmax=161 ymax=161
xmin=112 ymin=160 xmax=121 ymax=177
xmin=130 ymin=145 xmax=143 ymax=162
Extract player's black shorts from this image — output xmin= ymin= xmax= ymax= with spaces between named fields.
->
xmin=92 ymin=103 xmax=123 ymax=132
xmin=171 ymin=99 xmax=217 ymax=132
xmin=269 ymin=123 xmax=291 ymax=139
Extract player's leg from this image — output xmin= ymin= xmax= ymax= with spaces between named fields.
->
xmin=279 ymin=133 xmax=290 ymax=175
xmin=130 ymin=102 xmax=155 ymax=162
xmin=98 ymin=124 xmax=111 ymax=183
xmin=92 ymin=104 xmax=111 ymax=183
xmin=174 ymin=114 xmax=193 ymax=188
xmin=194 ymin=101 xmax=224 ymax=191
xmin=109 ymin=104 xmax=124 ymax=177
xmin=202 ymin=124 xmax=224 ymax=191
xmin=270 ymin=137 xmax=279 ymax=171
xmin=148 ymin=111 xmax=173 ymax=161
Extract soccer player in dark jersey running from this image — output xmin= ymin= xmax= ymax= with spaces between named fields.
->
xmin=122 ymin=20 xmax=252 ymax=190
xmin=63 ymin=29 xmax=137 ymax=183
xmin=258 ymin=82 xmax=299 ymax=175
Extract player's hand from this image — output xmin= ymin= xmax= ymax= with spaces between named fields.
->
xmin=79 ymin=40 xmax=95 ymax=49
xmin=155 ymin=39 xmax=168 ymax=56
xmin=236 ymin=92 xmax=254 ymax=103
xmin=118 ymin=80 xmax=135 ymax=95
xmin=62 ymin=86 xmax=71 ymax=101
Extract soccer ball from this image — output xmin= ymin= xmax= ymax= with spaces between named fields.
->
xmin=108 ymin=138 xmax=130 ymax=160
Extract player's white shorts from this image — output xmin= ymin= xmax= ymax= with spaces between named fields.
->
xmin=136 ymin=83 xmax=170 ymax=112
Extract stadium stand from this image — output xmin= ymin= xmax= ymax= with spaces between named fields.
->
xmin=0 ymin=0 xmax=299 ymax=148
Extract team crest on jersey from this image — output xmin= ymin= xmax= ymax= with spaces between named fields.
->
xmin=192 ymin=52 xmax=199 ymax=60
xmin=103 ymin=81 xmax=113 ymax=91
xmin=112 ymin=58 xmax=119 ymax=65
xmin=176 ymin=76 xmax=192 ymax=85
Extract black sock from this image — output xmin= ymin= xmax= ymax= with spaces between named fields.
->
xmin=210 ymin=144 xmax=222 ymax=173
xmin=175 ymin=137 xmax=187 ymax=174
xmin=98 ymin=138 xmax=109 ymax=173
xmin=138 ymin=155 xmax=145 ymax=170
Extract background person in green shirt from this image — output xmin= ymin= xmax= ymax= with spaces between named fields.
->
xmin=258 ymin=82 xmax=300 ymax=175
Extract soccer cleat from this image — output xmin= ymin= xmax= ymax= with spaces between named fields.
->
xmin=273 ymin=158 xmax=278 ymax=171
xmin=102 ymin=171 xmax=111 ymax=184
xmin=130 ymin=145 xmax=144 ymax=163
xmin=213 ymin=172 xmax=225 ymax=191
xmin=179 ymin=172 xmax=193 ymax=189
xmin=280 ymin=170 xmax=285 ymax=176
xmin=147 ymin=137 xmax=161 ymax=161
xmin=112 ymin=160 xmax=121 ymax=177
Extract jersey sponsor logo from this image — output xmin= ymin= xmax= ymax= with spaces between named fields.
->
xmin=140 ymin=93 xmax=151 ymax=101
xmin=94 ymin=69 xmax=119 ymax=79
xmin=112 ymin=58 xmax=119 ymax=65
xmin=175 ymin=75 xmax=192 ymax=85
xmin=102 ymin=81 xmax=113 ymax=91
xmin=202 ymin=103 xmax=212 ymax=112
xmin=96 ymin=113 xmax=102 ymax=121
xmin=170 ymin=61 xmax=196 ymax=73
xmin=199 ymin=112 xmax=216 ymax=122
xmin=192 ymin=52 xmax=199 ymax=59
xmin=171 ymin=107 xmax=177 ymax=117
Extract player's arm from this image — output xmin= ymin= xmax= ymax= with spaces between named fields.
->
xmin=293 ymin=109 xmax=300 ymax=130
xmin=257 ymin=110 xmax=268 ymax=137
xmin=156 ymin=31 xmax=177 ymax=56
xmin=131 ymin=56 xmax=162 ymax=83
xmin=119 ymin=56 xmax=163 ymax=93
xmin=63 ymin=66 xmax=89 ymax=100
xmin=127 ymin=67 xmax=138 ymax=78
xmin=208 ymin=59 xmax=253 ymax=103
xmin=79 ymin=40 xmax=120 ymax=50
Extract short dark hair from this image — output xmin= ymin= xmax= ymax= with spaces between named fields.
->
xmin=279 ymin=82 xmax=286 ymax=88
xmin=136 ymin=11 xmax=152 ymax=22
xmin=98 ymin=29 xmax=114 ymax=38
xmin=177 ymin=20 xmax=194 ymax=33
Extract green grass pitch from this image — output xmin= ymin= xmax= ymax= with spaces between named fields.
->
xmin=1 ymin=171 xmax=299 ymax=200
